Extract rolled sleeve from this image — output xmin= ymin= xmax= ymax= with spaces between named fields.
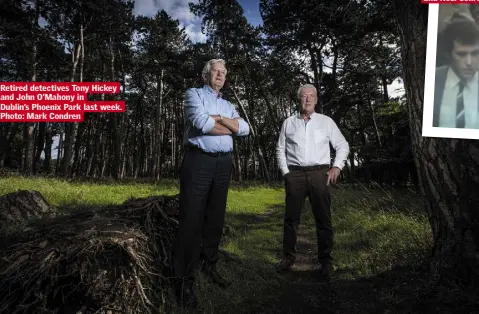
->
xmin=184 ymin=88 xmax=215 ymax=134
xmin=276 ymin=120 xmax=289 ymax=176
xmin=235 ymin=118 xmax=250 ymax=136
xmin=231 ymin=105 xmax=250 ymax=136
xmin=330 ymin=122 xmax=349 ymax=170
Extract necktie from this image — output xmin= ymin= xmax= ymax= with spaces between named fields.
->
xmin=456 ymin=80 xmax=466 ymax=128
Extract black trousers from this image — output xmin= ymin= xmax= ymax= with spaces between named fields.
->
xmin=172 ymin=149 xmax=233 ymax=279
xmin=282 ymin=166 xmax=333 ymax=265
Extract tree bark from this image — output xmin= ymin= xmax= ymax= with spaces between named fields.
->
xmin=109 ymin=36 xmax=121 ymax=180
xmin=23 ymin=0 xmax=40 ymax=176
xmin=62 ymin=30 xmax=83 ymax=177
xmin=230 ymin=84 xmax=271 ymax=182
xmin=368 ymin=92 xmax=382 ymax=147
xmin=34 ymin=122 xmax=46 ymax=174
xmin=43 ymin=124 xmax=53 ymax=173
xmin=393 ymin=1 xmax=479 ymax=284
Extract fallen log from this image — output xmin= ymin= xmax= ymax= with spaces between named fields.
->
xmin=0 ymin=194 xmax=180 ymax=314
xmin=0 ymin=190 xmax=57 ymax=230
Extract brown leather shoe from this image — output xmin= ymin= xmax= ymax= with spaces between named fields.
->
xmin=276 ymin=255 xmax=295 ymax=272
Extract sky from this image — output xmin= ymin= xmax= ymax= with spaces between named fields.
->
xmin=132 ymin=0 xmax=404 ymax=98
xmin=132 ymin=0 xmax=263 ymax=42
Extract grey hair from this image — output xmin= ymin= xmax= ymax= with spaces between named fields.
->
xmin=202 ymin=59 xmax=227 ymax=82
xmin=297 ymin=84 xmax=317 ymax=99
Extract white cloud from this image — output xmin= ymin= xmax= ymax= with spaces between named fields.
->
xmin=180 ymin=22 xmax=206 ymax=42
xmin=170 ymin=5 xmax=198 ymax=23
xmin=133 ymin=0 xmax=196 ymax=16
xmin=133 ymin=0 xmax=159 ymax=16
xmin=133 ymin=0 xmax=204 ymax=43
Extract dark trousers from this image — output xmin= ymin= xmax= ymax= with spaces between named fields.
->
xmin=172 ymin=149 xmax=233 ymax=279
xmin=282 ymin=166 xmax=333 ymax=265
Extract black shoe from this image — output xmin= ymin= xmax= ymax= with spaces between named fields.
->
xmin=202 ymin=264 xmax=231 ymax=288
xmin=174 ymin=278 xmax=198 ymax=309
xmin=320 ymin=262 xmax=334 ymax=278
xmin=276 ymin=255 xmax=295 ymax=272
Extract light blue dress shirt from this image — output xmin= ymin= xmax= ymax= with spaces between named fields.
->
xmin=183 ymin=85 xmax=250 ymax=153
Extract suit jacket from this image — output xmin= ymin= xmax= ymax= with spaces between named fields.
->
xmin=432 ymin=66 xmax=448 ymax=127
xmin=432 ymin=65 xmax=479 ymax=127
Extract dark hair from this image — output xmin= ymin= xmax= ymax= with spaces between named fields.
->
xmin=470 ymin=4 xmax=479 ymax=14
xmin=442 ymin=17 xmax=479 ymax=54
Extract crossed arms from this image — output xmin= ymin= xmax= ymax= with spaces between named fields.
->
xmin=184 ymin=88 xmax=250 ymax=136
xmin=208 ymin=115 xmax=240 ymax=135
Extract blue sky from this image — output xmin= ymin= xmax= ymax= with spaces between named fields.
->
xmin=132 ymin=0 xmax=262 ymax=43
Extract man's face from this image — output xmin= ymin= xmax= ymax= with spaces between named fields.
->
xmin=451 ymin=40 xmax=479 ymax=81
xmin=207 ymin=62 xmax=226 ymax=90
xmin=299 ymin=87 xmax=317 ymax=113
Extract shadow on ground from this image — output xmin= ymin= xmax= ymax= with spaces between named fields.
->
xmin=190 ymin=201 xmax=479 ymax=314
xmin=4 ymin=189 xmax=477 ymax=314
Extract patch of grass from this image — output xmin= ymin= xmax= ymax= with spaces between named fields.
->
xmin=330 ymin=184 xmax=432 ymax=280
xmin=0 ymin=176 xmax=441 ymax=313
xmin=189 ymin=184 xmax=434 ymax=313
xmin=0 ymin=176 xmax=178 ymax=209
xmin=0 ymin=176 xmax=282 ymax=215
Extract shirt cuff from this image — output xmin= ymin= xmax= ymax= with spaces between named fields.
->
xmin=281 ymin=167 xmax=290 ymax=176
xmin=236 ymin=119 xmax=248 ymax=136
xmin=201 ymin=116 xmax=216 ymax=134
xmin=332 ymin=161 xmax=345 ymax=170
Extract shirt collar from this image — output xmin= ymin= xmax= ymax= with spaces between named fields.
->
xmin=203 ymin=84 xmax=223 ymax=98
xmin=446 ymin=68 xmax=478 ymax=89
xmin=296 ymin=111 xmax=316 ymax=120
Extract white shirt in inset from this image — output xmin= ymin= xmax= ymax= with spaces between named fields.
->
xmin=276 ymin=112 xmax=350 ymax=176
xmin=439 ymin=68 xmax=479 ymax=128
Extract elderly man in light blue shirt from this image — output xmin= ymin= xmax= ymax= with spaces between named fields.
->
xmin=172 ymin=59 xmax=249 ymax=309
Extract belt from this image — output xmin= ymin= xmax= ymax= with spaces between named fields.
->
xmin=186 ymin=145 xmax=232 ymax=157
xmin=288 ymin=164 xmax=329 ymax=171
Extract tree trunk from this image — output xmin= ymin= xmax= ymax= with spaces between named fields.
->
xmin=368 ymin=93 xmax=382 ymax=147
xmin=230 ymin=84 xmax=271 ymax=182
xmin=393 ymin=1 xmax=479 ymax=284
xmin=43 ymin=125 xmax=53 ymax=173
xmin=23 ymin=123 xmax=34 ymax=175
xmin=154 ymin=69 xmax=164 ymax=180
xmin=109 ymin=36 xmax=121 ymax=180
xmin=23 ymin=0 xmax=40 ymax=176
xmin=34 ymin=122 xmax=46 ymax=174
xmin=62 ymin=28 xmax=83 ymax=177
xmin=234 ymin=140 xmax=242 ymax=182
xmin=308 ymin=41 xmax=324 ymax=113
xmin=55 ymin=131 xmax=63 ymax=174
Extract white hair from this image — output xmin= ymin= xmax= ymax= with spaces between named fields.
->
xmin=297 ymin=84 xmax=317 ymax=99
xmin=202 ymin=59 xmax=227 ymax=82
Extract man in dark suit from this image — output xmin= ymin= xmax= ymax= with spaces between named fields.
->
xmin=172 ymin=59 xmax=250 ymax=309
xmin=433 ymin=17 xmax=479 ymax=128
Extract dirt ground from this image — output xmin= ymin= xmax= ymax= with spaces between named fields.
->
xmin=259 ymin=222 xmax=478 ymax=314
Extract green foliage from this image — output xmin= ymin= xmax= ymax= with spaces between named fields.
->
xmin=0 ymin=177 xmax=439 ymax=312
xmin=0 ymin=0 xmax=408 ymax=183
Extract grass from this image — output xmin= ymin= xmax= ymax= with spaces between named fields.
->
xmin=0 ymin=176 xmax=179 ymax=209
xmin=190 ymin=184 xmax=434 ymax=314
xmin=0 ymin=176 xmax=443 ymax=313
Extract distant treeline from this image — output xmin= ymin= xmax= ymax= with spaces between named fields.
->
xmin=0 ymin=0 xmax=413 ymax=185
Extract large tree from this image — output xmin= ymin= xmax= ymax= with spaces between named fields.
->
xmin=392 ymin=1 xmax=479 ymax=283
